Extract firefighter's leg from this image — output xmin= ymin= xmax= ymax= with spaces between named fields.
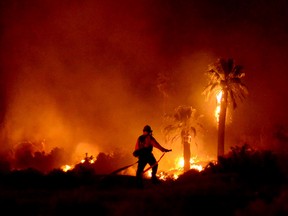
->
xmin=136 ymin=158 xmax=147 ymax=188
xmin=148 ymin=154 xmax=160 ymax=183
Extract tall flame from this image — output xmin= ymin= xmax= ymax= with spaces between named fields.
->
xmin=215 ymin=91 xmax=222 ymax=123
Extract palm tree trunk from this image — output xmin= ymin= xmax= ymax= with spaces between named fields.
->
xmin=218 ymin=89 xmax=228 ymax=160
xmin=183 ymin=140 xmax=191 ymax=172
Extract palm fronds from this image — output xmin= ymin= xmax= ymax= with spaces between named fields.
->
xmin=162 ymin=105 xmax=204 ymax=145
xmin=203 ymin=58 xmax=248 ymax=109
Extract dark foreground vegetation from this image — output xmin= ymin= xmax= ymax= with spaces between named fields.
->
xmin=0 ymin=144 xmax=288 ymax=216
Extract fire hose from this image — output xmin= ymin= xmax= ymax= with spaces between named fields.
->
xmin=109 ymin=161 xmax=139 ymax=175
xmin=110 ymin=152 xmax=167 ymax=175
xmin=143 ymin=152 xmax=166 ymax=173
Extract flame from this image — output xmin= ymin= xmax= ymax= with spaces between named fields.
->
xmin=215 ymin=91 xmax=222 ymax=123
xmin=81 ymin=159 xmax=95 ymax=164
xmin=61 ymin=164 xmax=74 ymax=172
xmin=191 ymin=164 xmax=203 ymax=172
xmin=61 ymin=154 xmax=95 ymax=172
xmin=145 ymin=156 xmax=204 ymax=181
xmin=177 ymin=157 xmax=185 ymax=167
xmin=175 ymin=157 xmax=203 ymax=172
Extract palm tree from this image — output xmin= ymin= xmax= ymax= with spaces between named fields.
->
xmin=203 ymin=58 xmax=248 ymax=160
xmin=162 ymin=105 xmax=203 ymax=172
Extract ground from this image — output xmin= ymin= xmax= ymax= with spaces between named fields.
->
xmin=0 ymin=167 xmax=286 ymax=216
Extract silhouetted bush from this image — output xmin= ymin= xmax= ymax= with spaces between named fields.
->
xmin=12 ymin=143 xmax=69 ymax=173
xmin=205 ymin=144 xmax=285 ymax=184
xmin=72 ymin=150 xmax=134 ymax=176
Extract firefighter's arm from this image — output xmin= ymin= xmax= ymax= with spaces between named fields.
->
xmin=151 ymin=137 xmax=172 ymax=152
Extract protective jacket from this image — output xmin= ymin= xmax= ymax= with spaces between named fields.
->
xmin=133 ymin=134 xmax=167 ymax=157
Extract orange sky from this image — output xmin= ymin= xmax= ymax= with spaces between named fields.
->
xmin=1 ymin=0 xmax=288 ymax=163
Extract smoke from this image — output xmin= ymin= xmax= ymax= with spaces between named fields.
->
xmin=0 ymin=1 xmax=160 ymax=152
xmin=0 ymin=0 xmax=288 ymax=170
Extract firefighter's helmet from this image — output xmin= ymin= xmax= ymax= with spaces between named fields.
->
xmin=143 ymin=125 xmax=152 ymax=132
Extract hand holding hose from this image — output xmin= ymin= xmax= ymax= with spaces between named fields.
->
xmin=163 ymin=149 xmax=172 ymax=153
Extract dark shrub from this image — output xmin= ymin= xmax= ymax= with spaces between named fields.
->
xmin=205 ymin=144 xmax=284 ymax=184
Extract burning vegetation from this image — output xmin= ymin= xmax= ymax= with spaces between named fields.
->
xmin=0 ymin=137 xmax=211 ymax=181
xmin=60 ymin=152 xmax=208 ymax=181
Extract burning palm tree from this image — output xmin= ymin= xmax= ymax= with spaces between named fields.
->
xmin=203 ymin=58 xmax=248 ymax=160
xmin=162 ymin=105 xmax=203 ymax=172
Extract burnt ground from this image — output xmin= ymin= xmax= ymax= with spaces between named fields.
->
xmin=0 ymin=167 xmax=287 ymax=216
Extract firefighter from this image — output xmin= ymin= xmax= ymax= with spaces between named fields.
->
xmin=133 ymin=125 xmax=172 ymax=188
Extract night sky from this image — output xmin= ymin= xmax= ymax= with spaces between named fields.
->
xmin=1 ymin=0 xmax=288 ymax=165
